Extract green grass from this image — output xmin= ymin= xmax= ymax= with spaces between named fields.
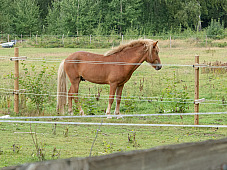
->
xmin=0 ymin=39 xmax=226 ymax=167
xmin=0 ymin=120 xmax=226 ymax=167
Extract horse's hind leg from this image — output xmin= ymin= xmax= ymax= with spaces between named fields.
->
xmin=68 ymin=78 xmax=84 ymax=116
xmin=114 ymin=85 xmax=124 ymax=118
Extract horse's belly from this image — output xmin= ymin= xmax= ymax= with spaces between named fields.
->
xmin=81 ymin=71 xmax=109 ymax=84
xmin=80 ymin=65 xmax=128 ymax=85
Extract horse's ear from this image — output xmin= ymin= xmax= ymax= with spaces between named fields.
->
xmin=153 ymin=41 xmax=158 ymax=48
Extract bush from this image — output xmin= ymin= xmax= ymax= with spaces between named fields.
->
xmin=19 ymin=62 xmax=56 ymax=115
xmin=207 ymin=19 xmax=225 ymax=39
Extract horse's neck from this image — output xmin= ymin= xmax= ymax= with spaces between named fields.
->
xmin=117 ymin=46 xmax=146 ymax=74
xmin=118 ymin=45 xmax=146 ymax=63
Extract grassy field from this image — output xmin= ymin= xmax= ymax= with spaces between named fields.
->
xmin=0 ymin=39 xmax=226 ymax=167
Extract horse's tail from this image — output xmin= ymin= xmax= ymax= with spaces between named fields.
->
xmin=57 ymin=59 xmax=67 ymax=114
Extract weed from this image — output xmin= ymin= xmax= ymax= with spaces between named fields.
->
xmin=12 ymin=144 xmax=22 ymax=154
xmin=102 ymin=140 xmax=114 ymax=154
xmin=52 ymin=124 xmax=57 ymax=135
xmin=83 ymin=98 xmax=98 ymax=115
xmin=122 ymin=96 xmax=137 ymax=113
xmin=0 ymin=148 xmax=3 ymax=155
xmin=128 ymin=131 xmax=140 ymax=148
xmin=30 ymin=124 xmax=46 ymax=161
xmin=51 ymin=147 xmax=60 ymax=159
xmin=201 ymin=60 xmax=227 ymax=74
xmin=63 ymin=126 xmax=69 ymax=137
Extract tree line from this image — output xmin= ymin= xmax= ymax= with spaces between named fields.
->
xmin=0 ymin=0 xmax=226 ymax=36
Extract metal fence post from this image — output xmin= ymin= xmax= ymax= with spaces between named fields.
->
xmin=14 ymin=48 xmax=19 ymax=114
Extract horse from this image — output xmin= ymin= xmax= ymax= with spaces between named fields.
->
xmin=57 ymin=39 xmax=162 ymax=117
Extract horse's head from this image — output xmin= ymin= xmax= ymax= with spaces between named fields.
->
xmin=146 ymin=41 xmax=162 ymax=70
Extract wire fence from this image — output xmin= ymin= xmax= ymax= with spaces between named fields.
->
xmin=0 ymin=41 xmax=226 ymax=116
xmin=0 ymin=70 xmax=226 ymax=116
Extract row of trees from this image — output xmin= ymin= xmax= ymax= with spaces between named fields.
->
xmin=0 ymin=0 xmax=226 ymax=36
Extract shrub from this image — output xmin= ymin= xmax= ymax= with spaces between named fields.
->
xmin=207 ymin=19 xmax=225 ymax=39
xmin=19 ymin=62 xmax=56 ymax=115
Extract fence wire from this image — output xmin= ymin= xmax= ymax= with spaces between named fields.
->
xmin=0 ymin=120 xmax=226 ymax=128
xmin=1 ymin=90 xmax=226 ymax=105
xmin=1 ymin=112 xmax=227 ymax=120
xmin=5 ymin=57 xmax=227 ymax=69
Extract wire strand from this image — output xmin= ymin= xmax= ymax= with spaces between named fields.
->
xmin=0 ymin=112 xmax=226 ymax=120
xmin=0 ymin=120 xmax=226 ymax=128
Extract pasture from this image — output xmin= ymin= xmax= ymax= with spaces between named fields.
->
xmin=0 ymin=38 xmax=226 ymax=168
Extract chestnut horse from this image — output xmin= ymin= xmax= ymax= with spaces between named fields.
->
xmin=57 ymin=39 xmax=162 ymax=116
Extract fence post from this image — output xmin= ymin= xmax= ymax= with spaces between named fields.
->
xmin=14 ymin=48 xmax=19 ymax=114
xmin=194 ymin=55 xmax=199 ymax=125
xmin=62 ymin=34 xmax=64 ymax=45
xmin=90 ymin=35 xmax=92 ymax=44
xmin=122 ymin=35 xmax=124 ymax=43
xmin=170 ymin=35 xmax=171 ymax=48
xmin=36 ymin=33 xmax=38 ymax=45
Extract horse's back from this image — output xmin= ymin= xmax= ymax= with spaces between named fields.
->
xmin=66 ymin=51 xmax=103 ymax=61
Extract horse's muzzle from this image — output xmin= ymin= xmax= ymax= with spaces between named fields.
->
xmin=155 ymin=65 xmax=162 ymax=70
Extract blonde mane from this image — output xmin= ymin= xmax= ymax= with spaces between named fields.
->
xmin=104 ymin=39 xmax=157 ymax=56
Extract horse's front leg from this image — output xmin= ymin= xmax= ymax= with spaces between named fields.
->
xmin=106 ymin=84 xmax=117 ymax=118
xmin=114 ymin=85 xmax=124 ymax=118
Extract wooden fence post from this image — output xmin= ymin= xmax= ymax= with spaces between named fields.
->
xmin=62 ymin=34 xmax=64 ymax=45
xmin=170 ymin=35 xmax=171 ymax=48
xmin=14 ymin=48 xmax=19 ymax=114
xmin=90 ymin=35 xmax=92 ymax=44
xmin=194 ymin=55 xmax=199 ymax=125
xmin=36 ymin=33 xmax=38 ymax=45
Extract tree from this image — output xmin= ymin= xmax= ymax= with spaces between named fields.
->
xmin=198 ymin=0 xmax=227 ymax=28
xmin=46 ymin=0 xmax=80 ymax=35
xmin=13 ymin=0 xmax=41 ymax=35
xmin=46 ymin=0 xmax=64 ymax=34
xmin=0 ymin=0 xmax=15 ymax=34
xmin=174 ymin=1 xmax=201 ymax=29
xmin=104 ymin=0 xmax=142 ymax=35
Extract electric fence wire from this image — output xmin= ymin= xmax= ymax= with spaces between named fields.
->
xmin=0 ymin=89 xmax=226 ymax=105
xmin=0 ymin=112 xmax=227 ymax=120
xmin=0 ymin=56 xmax=10 ymax=59
xmin=3 ymin=56 xmax=227 ymax=68
xmin=0 ymin=120 xmax=226 ymax=128
xmin=1 ymin=91 xmax=227 ymax=105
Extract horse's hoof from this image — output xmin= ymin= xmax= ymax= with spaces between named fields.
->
xmin=106 ymin=115 xmax=112 ymax=119
xmin=68 ymin=111 xmax=73 ymax=115
xmin=80 ymin=110 xmax=85 ymax=116
xmin=117 ymin=115 xmax=123 ymax=119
